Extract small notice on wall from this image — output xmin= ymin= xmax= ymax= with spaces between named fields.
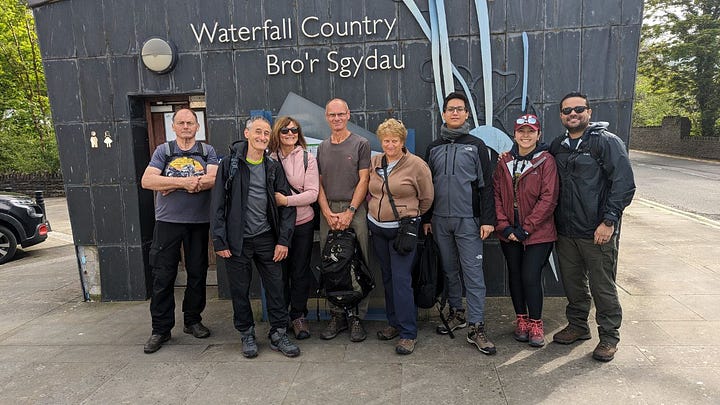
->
xmin=164 ymin=111 xmax=207 ymax=141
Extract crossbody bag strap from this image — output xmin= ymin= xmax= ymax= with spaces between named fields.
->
xmin=381 ymin=155 xmax=401 ymax=221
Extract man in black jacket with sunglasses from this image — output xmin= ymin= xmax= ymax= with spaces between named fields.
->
xmin=549 ymin=92 xmax=636 ymax=362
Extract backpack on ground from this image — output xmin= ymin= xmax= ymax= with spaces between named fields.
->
xmin=412 ymin=233 xmax=455 ymax=338
xmin=412 ymin=234 xmax=444 ymax=309
xmin=317 ymin=228 xmax=375 ymax=314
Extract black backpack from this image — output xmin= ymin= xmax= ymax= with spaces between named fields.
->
xmin=317 ymin=229 xmax=375 ymax=312
xmin=412 ymin=235 xmax=444 ymax=309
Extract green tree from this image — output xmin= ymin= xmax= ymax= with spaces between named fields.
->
xmin=639 ymin=0 xmax=720 ymax=137
xmin=0 ymin=0 xmax=58 ymax=173
xmin=632 ymin=75 xmax=691 ymax=127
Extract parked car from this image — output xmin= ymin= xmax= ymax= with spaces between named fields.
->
xmin=0 ymin=192 xmax=49 ymax=264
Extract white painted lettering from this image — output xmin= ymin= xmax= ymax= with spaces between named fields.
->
xmin=218 ymin=28 xmax=230 ymax=43
xmin=384 ymin=18 xmax=396 ymax=40
xmin=237 ymin=26 xmax=250 ymax=41
xmin=267 ymin=54 xmax=280 ymax=75
xmin=190 ymin=22 xmax=219 ymax=44
xmin=301 ymin=16 xmax=319 ymax=38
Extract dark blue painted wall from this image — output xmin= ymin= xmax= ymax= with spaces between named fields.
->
xmin=31 ymin=0 xmax=644 ymax=300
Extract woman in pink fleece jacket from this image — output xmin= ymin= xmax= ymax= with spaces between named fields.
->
xmin=269 ymin=116 xmax=320 ymax=339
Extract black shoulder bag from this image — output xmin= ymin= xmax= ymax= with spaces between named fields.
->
xmin=381 ymin=156 xmax=418 ymax=255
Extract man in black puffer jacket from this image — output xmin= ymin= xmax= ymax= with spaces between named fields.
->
xmin=549 ymin=92 xmax=636 ymax=363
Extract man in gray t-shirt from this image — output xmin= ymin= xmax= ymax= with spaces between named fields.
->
xmin=316 ymin=98 xmax=371 ymax=343
xmin=140 ymin=108 xmax=218 ymax=354
xmin=211 ymin=116 xmax=298 ymax=358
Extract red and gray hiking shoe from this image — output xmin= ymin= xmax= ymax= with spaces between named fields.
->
xmin=528 ymin=319 xmax=545 ymax=347
xmin=514 ymin=314 xmax=530 ymax=342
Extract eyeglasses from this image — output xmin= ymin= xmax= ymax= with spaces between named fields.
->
xmin=327 ymin=112 xmax=347 ymax=118
xmin=280 ymin=127 xmax=299 ymax=135
xmin=561 ymin=106 xmax=589 ymax=115
xmin=516 ymin=116 xmax=538 ymax=125
xmin=445 ymin=107 xmax=466 ymax=113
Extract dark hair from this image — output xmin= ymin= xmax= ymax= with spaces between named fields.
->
xmin=560 ymin=92 xmax=590 ymax=109
xmin=171 ymin=108 xmax=198 ymax=123
xmin=442 ymin=91 xmax=470 ymax=112
xmin=268 ymin=116 xmax=307 ymax=153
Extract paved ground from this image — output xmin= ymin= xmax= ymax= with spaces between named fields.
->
xmin=0 ymin=197 xmax=718 ymax=404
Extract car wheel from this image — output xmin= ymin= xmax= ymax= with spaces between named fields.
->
xmin=0 ymin=225 xmax=18 ymax=264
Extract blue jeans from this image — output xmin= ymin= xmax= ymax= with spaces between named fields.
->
xmin=369 ymin=221 xmax=418 ymax=339
xmin=432 ymin=216 xmax=486 ymax=324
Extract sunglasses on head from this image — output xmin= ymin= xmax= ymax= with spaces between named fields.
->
xmin=516 ymin=116 xmax=538 ymax=125
xmin=280 ymin=127 xmax=299 ymax=135
xmin=561 ymin=106 xmax=589 ymax=115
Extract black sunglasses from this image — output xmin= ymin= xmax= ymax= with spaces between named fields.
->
xmin=561 ymin=106 xmax=589 ymax=115
xmin=280 ymin=127 xmax=300 ymax=135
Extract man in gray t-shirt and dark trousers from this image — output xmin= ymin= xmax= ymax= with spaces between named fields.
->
xmin=141 ymin=108 xmax=218 ymax=354
xmin=316 ymin=98 xmax=372 ymax=342
xmin=211 ymin=116 xmax=299 ymax=358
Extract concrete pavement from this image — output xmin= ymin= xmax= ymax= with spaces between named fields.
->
xmin=0 ymin=197 xmax=718 ymax=404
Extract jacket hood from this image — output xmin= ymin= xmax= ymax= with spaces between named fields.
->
xmin=229 ymin=140 xmax=249 ymax=155
xmin=586 ymin=121 xmax=609 ymax=135
xmin=510 ymin=142 xmax=549 ymax=160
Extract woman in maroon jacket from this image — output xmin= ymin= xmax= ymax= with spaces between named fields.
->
xmin=493 ymin=114 xmax=559 ymax=347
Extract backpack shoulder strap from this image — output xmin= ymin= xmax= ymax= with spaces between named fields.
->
xmin=224 ymin=148 xmax=240 ymax=192
xmin=303 ymin=150 xmax=308 ymax=171
xmin=198 ymin=142 xmax=209 ymax=160
xmin=588 ymin=132 xmax=605 ymax=170
xmin=162 ymin=140 xmax=177 ymax=169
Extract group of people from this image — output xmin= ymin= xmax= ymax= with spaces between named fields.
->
xmin=140 ymin=91 xmax=635 ymax=363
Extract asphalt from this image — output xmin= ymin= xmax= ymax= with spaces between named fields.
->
xmin=0 ymin=197 xmax=719 ymax=404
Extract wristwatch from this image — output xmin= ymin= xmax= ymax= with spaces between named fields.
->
xmin=347 ymin=206 xmax=357 ymax=214
xmin=603 ymin=219 xmax=615 ymax=227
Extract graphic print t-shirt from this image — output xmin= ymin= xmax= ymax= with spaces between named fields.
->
xmin=148 ymin=142 xmax=219 ymax=223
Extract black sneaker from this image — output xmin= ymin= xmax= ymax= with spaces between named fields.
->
xmin=269 ymin=329 xmax=301 ymax=357
xmin=467 ymin=322 xmax=496 ymax=355
xmin=436 ymin=308 xmax=468 ymax=335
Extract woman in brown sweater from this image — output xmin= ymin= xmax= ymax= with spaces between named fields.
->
xmin=367 ymin=118 xmax=434 ymax=355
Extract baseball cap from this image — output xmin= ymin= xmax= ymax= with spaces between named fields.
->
xmin=514 ymin=114 xmax=540 ymax=131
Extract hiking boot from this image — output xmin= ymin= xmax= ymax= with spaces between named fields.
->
xmin=143 ymin=333 xmax=171 ymax=354
xmin=183 ymin=322 xmax=211 ymax=339
xmin=320 ymin=312 xmax=348 ymax=340
xmin=349 ymin=317 xmax=367 ymax=342
xmin=592 ymin=341 xmax=617 ymax=362
xmin=467 ymin=322 xmax=496 ymax=355
xmin=528 ymin=319 xmax=545 ymax=347
xmin=376 ymin=325 xmax=400 ymax=341
xmin=291 ymin=317 xmax=311 ymax=340
xmin=395 ymin=338 xmax=416 ymax=355
xmin=513 ymin=314 xmax=529 ymax=342
xmin=269 ymin=329 xmax=301 ymax=358
xmin=240 ymin=326 xmax=258 ymax=358
xmin=553 ymin=325 xmax=591 ymax=345
xmin=436 ymin=308 xmax=468 ymax=335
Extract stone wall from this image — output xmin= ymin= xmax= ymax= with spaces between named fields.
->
xmin=0 ymin=172 xmax=65 ymax=197
xmin=631 ymin=116 xmax=720 ymax=160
